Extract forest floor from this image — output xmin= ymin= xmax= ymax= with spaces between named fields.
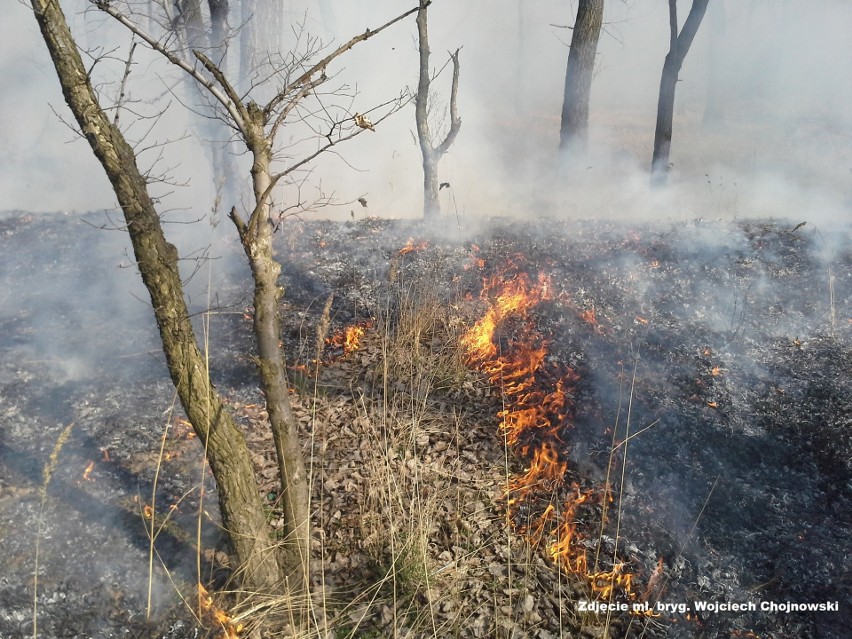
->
xmin=0 ymin=212 xmax=849 ymax=638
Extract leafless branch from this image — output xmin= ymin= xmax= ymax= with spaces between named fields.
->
xmin=114 ymin=39 xmax=138 ymax=126
xmin=264 ymin=4 xmax=422 ymax=118
xmin=192 ymin=49 xmax=249 ymax=125
xmin=268 ymin=73 xmax=329 ymax=141
xmin=90 ymin=0 xmax=247 ymax=133
xmin=435 ymin=48 xmax=462 ymax=157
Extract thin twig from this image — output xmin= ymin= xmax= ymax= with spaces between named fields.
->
xmin=114 ymin=38 xmax=138 ymax=126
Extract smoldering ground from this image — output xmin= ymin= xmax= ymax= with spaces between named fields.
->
xmin=1 ymin=1 xmax=850 ymax=637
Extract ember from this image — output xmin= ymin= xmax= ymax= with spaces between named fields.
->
xmin=81 ymin=460 xmax=95 ymax=482
xmin=397 ymin=237 xmax=430 ymax=255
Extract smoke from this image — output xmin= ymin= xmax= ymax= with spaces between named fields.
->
xmin=3 ymin=1 xmax=850 ymax=225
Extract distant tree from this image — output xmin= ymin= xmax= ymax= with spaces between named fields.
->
xmin=239 ymin=0 xmax=282 ymax=87
xmin=651 ymin=0 xmax=711 ymax=185
xmin=415 ymin=0 xmax=461 ymax=220
xmin=207 ymin=0 xmax=229 ymax=59
xmin=559 ymin=0 xmax=604 ymax=153
xmin=167 ymin=0 xmax=241 ymax=204
xmin=31 ymin=0 xmax=416 ymax=604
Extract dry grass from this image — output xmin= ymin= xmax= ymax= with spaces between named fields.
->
xmin=140 ymin=256 xmax=604 ymax=639
xmin=33 ymin=422 xmax=75 ymax=639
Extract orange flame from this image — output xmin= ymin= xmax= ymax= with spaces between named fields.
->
xmin=462 ymin=261 xmax=640 ymax=604
xmin=398 ymin=237 xmax=429 ymax=255
xmin=198 ymin=583 xmax=243 ymax=638
xmin=326 ymin=321 xmax=372 ymax=356
xmin=82 ymin=461 xmax=95 ymax=481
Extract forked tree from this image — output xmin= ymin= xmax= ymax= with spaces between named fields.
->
xmin=30 ymin=0 xmax=417 ymax=601
xmin=559 ymin=0 xmax=604 ymax=152
xmin=415 ymin=0 xmax=461 ymax=220
xmin=651 ymin=0 xmax=711 ymax=185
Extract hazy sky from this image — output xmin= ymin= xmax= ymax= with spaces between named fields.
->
xmin=3 ymin=1 xmax=851 ymax=224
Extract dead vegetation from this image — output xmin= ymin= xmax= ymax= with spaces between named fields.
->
xmin=5 ymin=214 xmax=848 ymax=639
xmin=180 ymin=248 xmax=606 ymax=639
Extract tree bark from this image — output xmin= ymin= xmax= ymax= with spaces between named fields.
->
xmin=651 ymin=0 xmax=711 ymax=186
xmin=559 ymin=0 xmax=604 ymax=152
xmin=415 ymin=1 xmax=461 ymax=221
xmin=231 ymin=105 xmax=310 ymax=593
xmin=30 ymin=0 xmax=284 ymax=594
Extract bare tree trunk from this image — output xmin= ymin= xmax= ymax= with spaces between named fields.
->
xmin=559 ymin=0 xmax=604 ymax=152
xmin=240 ymin=0 xmax=284 ymax=92
xmin=205 ymin=0 xmax=242 ymax=205
xmin=651 ymin=0 xmax=711 ymax=186
xmin=30 ymin=0 xmax=284 ymax=594
xmin=415 ymin=1 xmax=461 ymax=221
xmin=174 ymin=0 xmax=206 ymax=49
xmin=230 ymin=112 xmax=310 ymax=591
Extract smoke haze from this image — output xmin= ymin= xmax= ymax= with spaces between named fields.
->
xmin=2 ymin=0 xmax=850 ymax=226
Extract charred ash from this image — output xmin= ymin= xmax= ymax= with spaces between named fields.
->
xmin=0 ymin=211 xmax=849 ymax=638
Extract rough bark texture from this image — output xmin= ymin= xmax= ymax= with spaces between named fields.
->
xmin=30 ymin=0 xmax=283 ymax=594
xmin=231 ymin=105 xmax=311 ymax=592
xmin=651 ymin=0 xmax=711 ymax=185
xmin=415 ymin=1 xmax=461 ymax=221
xmin=559 ymin=0 xmax=604 ymax=152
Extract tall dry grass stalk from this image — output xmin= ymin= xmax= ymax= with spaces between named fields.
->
xmin=33 ymin=421 xmax=75 ymax=639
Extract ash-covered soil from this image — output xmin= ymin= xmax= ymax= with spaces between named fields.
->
xmin=0 ymin=211 xmax=849 ymax=639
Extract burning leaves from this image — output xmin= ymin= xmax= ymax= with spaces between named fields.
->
xmin=461 ymin=259 xmax=649 ymax=604
xmin=325 ymin=320 xmax=374 ymax=359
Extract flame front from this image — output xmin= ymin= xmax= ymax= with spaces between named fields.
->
xmin=462 ymin=262 xmax=642 ymax=603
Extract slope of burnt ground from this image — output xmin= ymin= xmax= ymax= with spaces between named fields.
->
xmin=0 ymin=211 xmax=848 ymax=638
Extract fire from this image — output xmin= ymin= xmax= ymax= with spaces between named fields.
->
xmin=462 ymin=260 xmax=644 ymax=604
xmin=173 ymin=417 xmax=196 ymax=439
xmin=326 ymin=320 xmax=372 ymax=356
xmin=82 ymin=461 xmax=95 ymax=481
xmin=398 ymin=237 xmax=429 ymax=255
xmin=343 ymin=324 xmax=366 ymax=353
xmin=198 ymin=582 xmax=243 ymax=638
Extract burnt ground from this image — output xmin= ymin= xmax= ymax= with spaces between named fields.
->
xmin=0 ymin=211 xmax=849 ymax=639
